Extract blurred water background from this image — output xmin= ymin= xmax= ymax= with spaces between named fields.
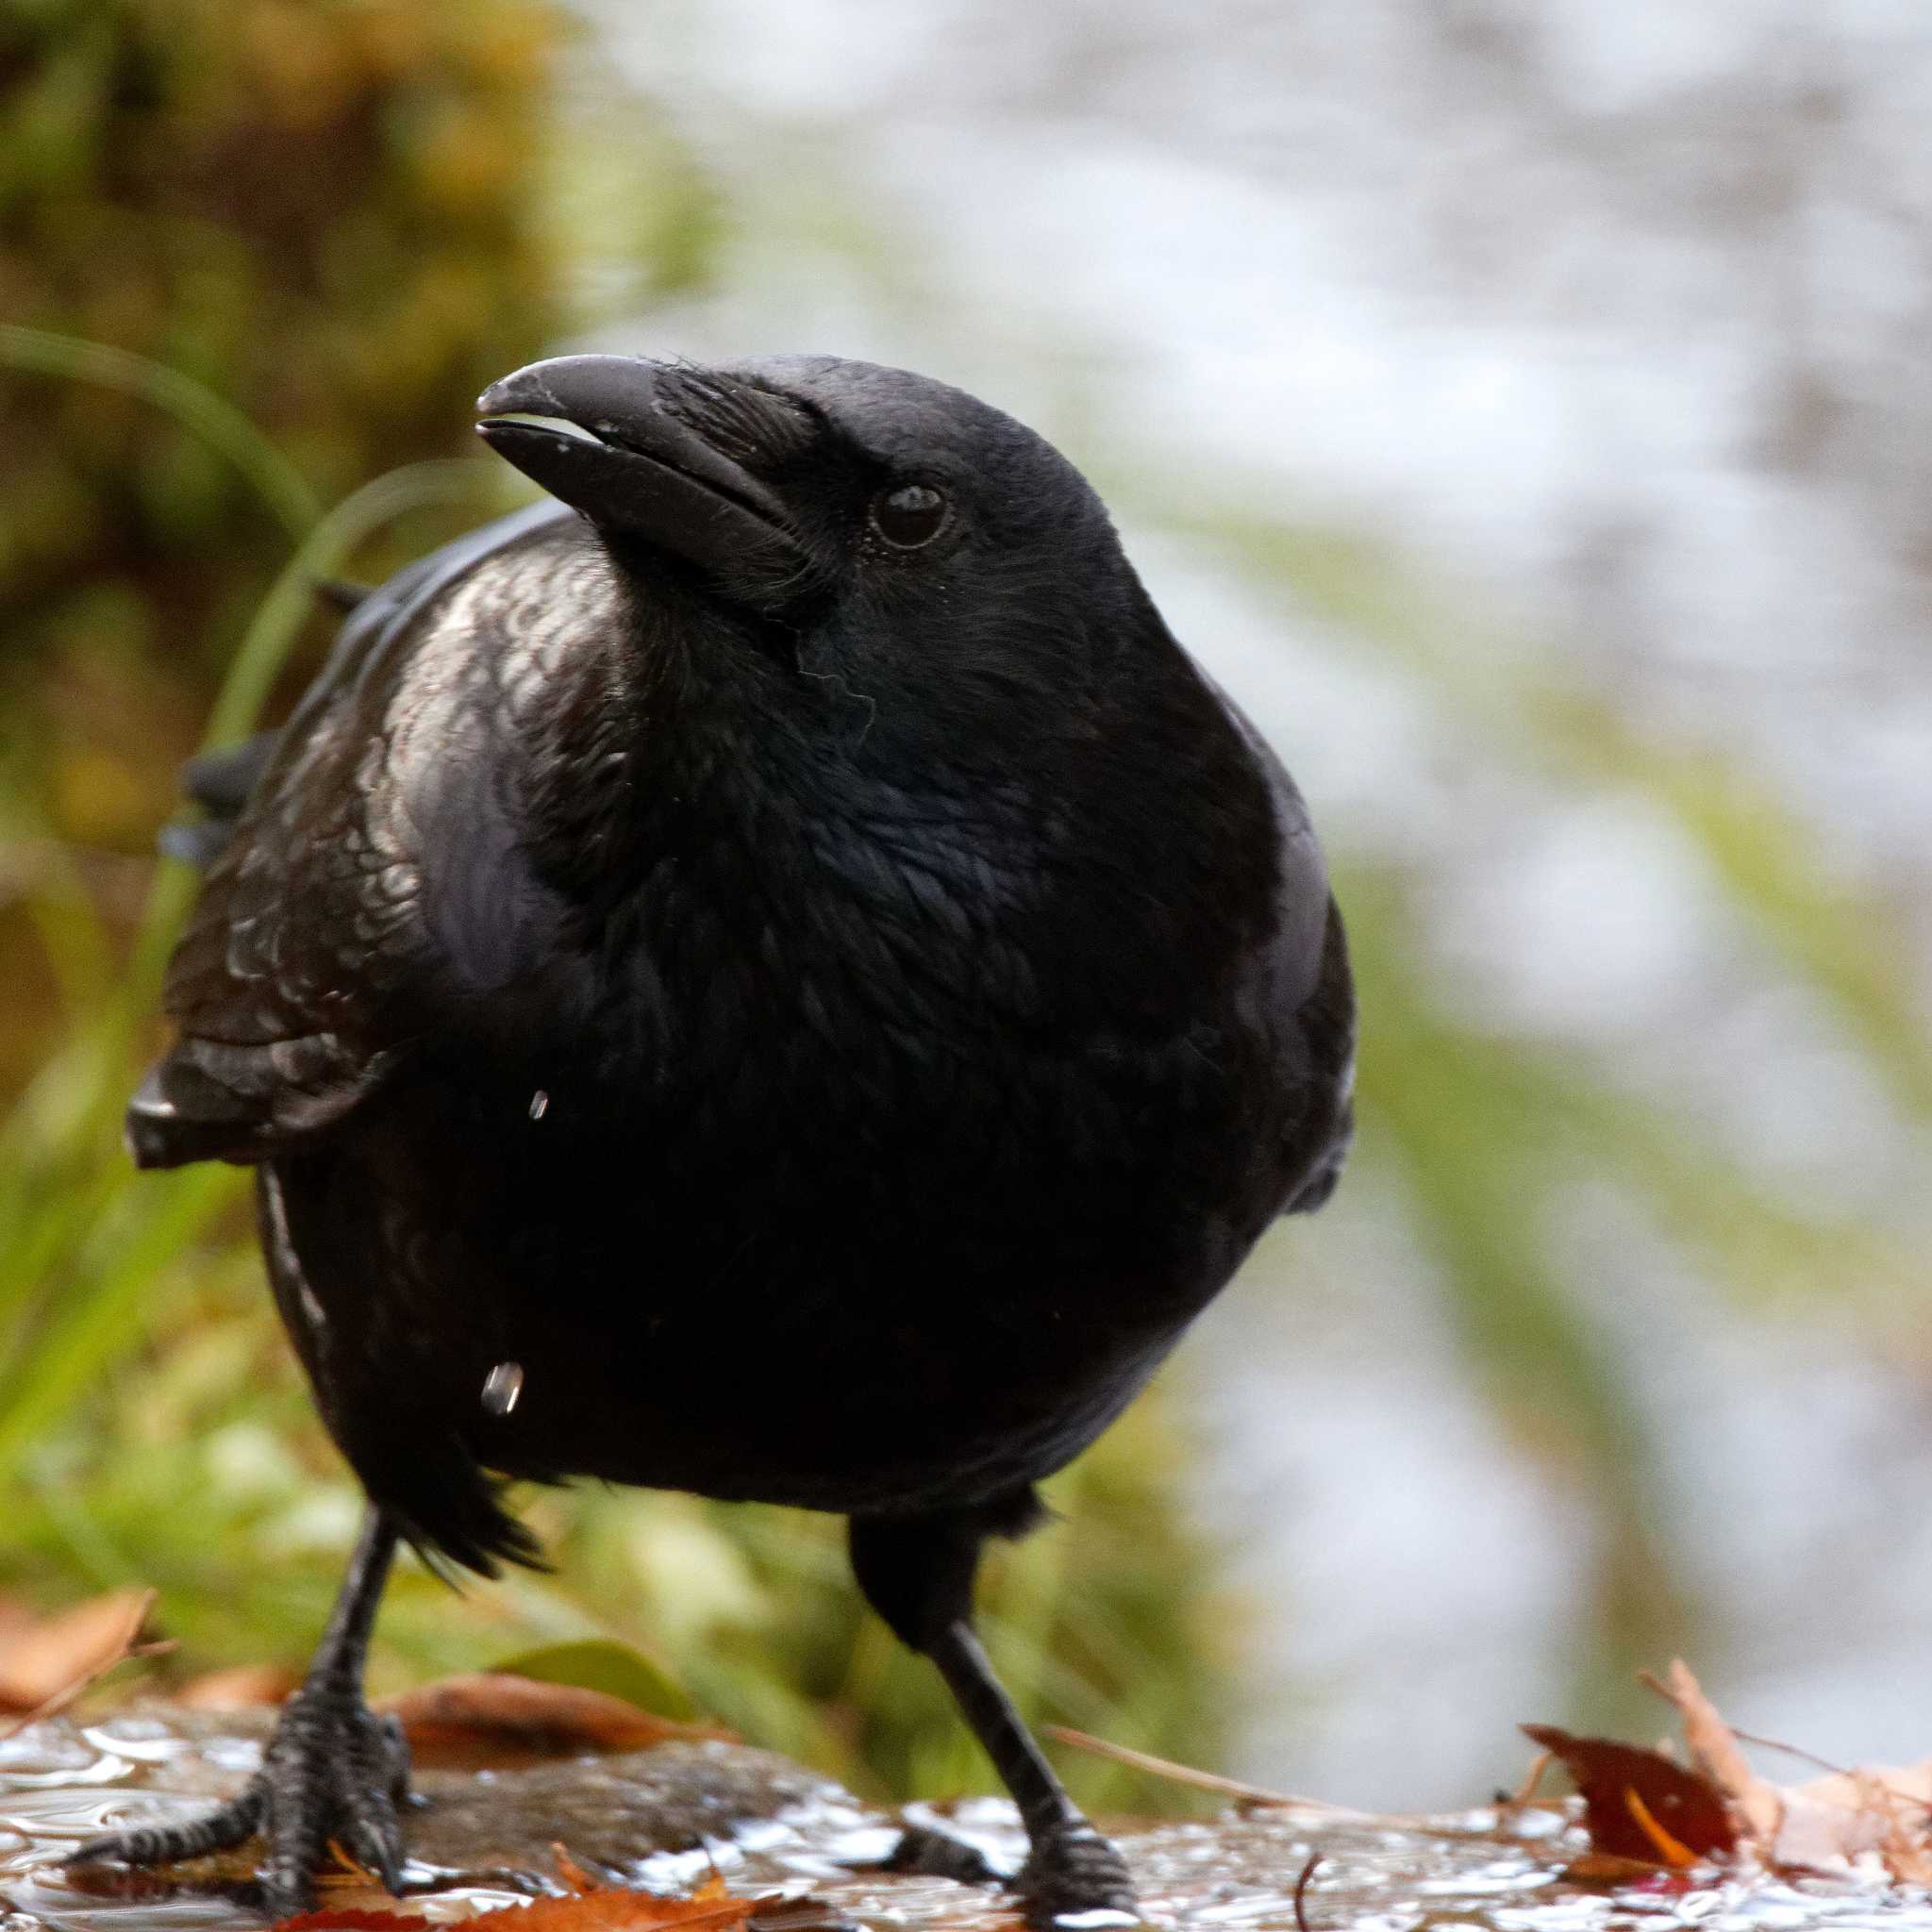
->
xmin=3 ymin=0 xmax=1930 ymax=1818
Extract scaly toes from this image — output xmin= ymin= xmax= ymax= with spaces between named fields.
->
xmin=1016 ymin=1821 xmax=1139 ymax=1928
xmin=71 ymin=1789 xmax=266 ymax=1875
xmin=67 ymin=1688 xmax=414 ymax=1914
xmin=876 ymin=1822 xmax=1005 ymax=1885
xmin=258 ymin=1690 xmax=410 ymax=1910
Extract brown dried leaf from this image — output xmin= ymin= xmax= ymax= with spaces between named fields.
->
xmin=553 ymin=1845 xmax=600 ymax=1895
xmin=1521 ymin=1724 xmax=1735 ymax=1865
xmin=1536 ymin=1659 xmax=1932 ymax=1886
xmin=381 ymin=1673 xmax=724 ymax=1768
xmin=280 ymin=1912 xmax=420 ymax=1930
xmin=0 ymin=1589 xmax=154 ymax=1712
xmin=0 ymin=1589 xmax=153 ymax=1709
xmin=1642 ymin=1661 xmax=1783 ymax=1845
xmin=1635 ymin=1657 xmax=1932 ymax=1879
xmin=1558 ymin=1851 xmax=1700 ymax=1889
xmin=175 ymin=1663 xmax=299 ymax=1709
xmin=279 ymin=1882 xmax=759 ymax=1932
xmin=473 ymin=1890 xmax=756 ymax=1932
xmin=1774 ymin=1762 xmax=1932 ymax=1877
xmin=0 ymin=1594 xmax=35 ymax=1648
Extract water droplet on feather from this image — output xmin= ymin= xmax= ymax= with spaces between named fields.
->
xmin=482 ymin=1361 xmax=525 ymax=1416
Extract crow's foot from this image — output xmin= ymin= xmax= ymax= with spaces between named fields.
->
xmin=1014 ymin=1820 xmax=1139 ymax=1929
xmin=874 ymin=1821 xmax=1005 ymax=1885
xmin=871 ymin=1817 xmax=1137 ymax=1929
xmin=71 ymin=1681 xmax=412 ymax=1917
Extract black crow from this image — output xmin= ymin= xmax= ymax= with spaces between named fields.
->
xmin=75 ymin=355 xmax=1356 ymax=1924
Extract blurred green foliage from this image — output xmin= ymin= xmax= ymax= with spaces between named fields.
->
xmin=0 ymin=0 xmax=561 ymax=1093
xmin=0 ymin=0 xmax=1228 ymax=1821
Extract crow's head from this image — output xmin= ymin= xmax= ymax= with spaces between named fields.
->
xmin=477 ymin=355 xmax=1284 ymax=1016
xmin=477 ymin=355 xmax=1180 ymax=761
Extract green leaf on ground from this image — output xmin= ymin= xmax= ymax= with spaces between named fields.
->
xmin=491 ymin=1639 xmax=697 ymax=1722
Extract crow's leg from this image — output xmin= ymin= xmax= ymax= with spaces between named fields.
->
xmin=72 ymin=1508 xmax=408 ymax=1917
xmin=849 ymin=1504 xmax=1138 ymax=1927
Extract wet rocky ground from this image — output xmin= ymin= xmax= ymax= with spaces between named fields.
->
xmin=3 ymin=1708 xmax=1929 ymax=1932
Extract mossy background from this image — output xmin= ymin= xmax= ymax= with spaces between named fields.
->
xmin=0 ymin=0 xmax=556 ymax=1082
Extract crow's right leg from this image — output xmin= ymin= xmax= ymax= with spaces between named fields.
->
xmin=72 ymin=1508 xmax=409 ymax=1917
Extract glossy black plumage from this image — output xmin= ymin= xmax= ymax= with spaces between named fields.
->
xmin=88 ymin=355 xmax=1356 ymax=1922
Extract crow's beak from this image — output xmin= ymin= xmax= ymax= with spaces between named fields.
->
xmin=477 ymin=357 xmax=810 ymax=609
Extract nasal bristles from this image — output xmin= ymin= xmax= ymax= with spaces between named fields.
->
xmin=657 ymin=368 xmax=815 ymax=469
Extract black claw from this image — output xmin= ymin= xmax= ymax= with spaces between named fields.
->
xmin=255 ymin=1869 xmax=320 ymax=1923
xmin=1017 ymin=1822 xmax=1139 ymax=1928
xmin=339 ymin=1803 xmax=406 ymax=1890
xmin=869 ymin=1819 xmax=1137 ymax=1929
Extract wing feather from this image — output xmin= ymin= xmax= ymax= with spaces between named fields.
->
xmin=129 ymin=505 xmax=581 ymax=1169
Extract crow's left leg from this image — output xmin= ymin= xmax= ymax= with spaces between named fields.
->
xmin=848 ymin=1497 xmax=1139 ymax=1927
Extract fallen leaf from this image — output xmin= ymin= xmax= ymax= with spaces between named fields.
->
xmin=1774 ymin=1763 xmax=1932 ymax=1879
xmin=281 ymin=1913 xmax=419 ymax=1930
xmin=491 ymin=1640 xmax=696 ymax=1723
xmin=175 ymin=1663 xmax=299 ymax=1709
xmin=1521 ymin=1724 xmax=1734 ymax=1864
xmin=0 ymin=1594 xmax=35 ymax=1648
xmin=474 ymin=1892 xmax=755 ymax=1932
xmin=1639 ymin=1657 xmax=1932 ymax=1879
xmin=0 ymin=1589 xmax=154 ymax=1710
xmin=553 ymin=1844 xmax=602 ymax=1894
xmin=1531 ymin=1658 xmax=1932 ymax=1887
xmin=382 ymin=1672 xmax=725 ymax=1768
xmin=1558 ymin=1851 xmax=1701 ymax=1890
xmin=1642 ymin=1661 xmax=1783 ymax=1843
xmin=280 ymin=1883 xmax=761 ymax=1932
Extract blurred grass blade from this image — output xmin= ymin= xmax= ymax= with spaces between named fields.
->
xmin=203 ymin=459 xmax=502 ymax=752
xmin=0 ymin=1166 xmax=236 ymax=1482
xmin=0 ymin=325 xmax=322 ymax=541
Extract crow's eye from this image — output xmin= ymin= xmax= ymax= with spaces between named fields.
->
xmin=870 ymin=484 xmax=948 ymax=548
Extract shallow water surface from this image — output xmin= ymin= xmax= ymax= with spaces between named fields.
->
xmin=3 ymin=1711 xmax=1928 ymax=1932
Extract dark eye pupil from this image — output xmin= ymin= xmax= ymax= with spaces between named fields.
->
xmin=872 ymin=484 xmax=946 ymax=547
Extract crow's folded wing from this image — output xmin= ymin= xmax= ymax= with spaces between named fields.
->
xmin=128 ymin=504 xmax=580 ymax=1169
